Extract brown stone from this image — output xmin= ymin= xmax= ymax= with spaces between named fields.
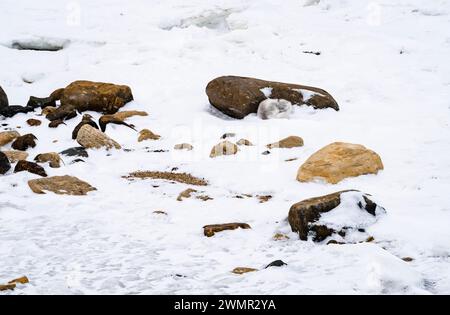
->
xmin=174 ymin=143 xmax=193 ymax=151
xmin=273 ymin=233 xmax=290 ymax=241
xmin=76 ymin=125 xmax=121 ymax=150
xmin=297 ymin=142 xmax=384 ymax=184
xmin=0 ymin=151 xmax=11 ymax=174
xmin=203 ymin=223 xmax=251 ymax=237
xmin=28 ymin=175 xmax=96 ymax=195
xmin=11 ymin=134 xmax=37 ymax=151
xmin=34 ymin=152 xmax=62 ymax=168
xmin=0 ymin=283 xmax=16 ymax=291
xmin=232 ymin=267 xmax=258 ymax=275
xmin=1 ymin=150 xmax=28 ymax=163
xmin=48 ymin=120 xmax=65 ymax=128
xmin=41 ymin=106 xmax=57 ymax=116
xmin=113 ymin=110 xmax=148 ymax=121
xmin=236 ymin=139 xmax=254 ymax=146
xmin=177 ymin=188 xmax=197 ymax=201
xmin=210 ymin=141 xmax=238 ymax=158
xmin=9 ymin=276 xmax=29 ymax=284
xmin=206 ymin=76 xmax=339 ymax=119
xmin=125 ymin=171 xmax=208 ymax=186
xmin=153 ymin=210 xmax=168 ymax=215
xmin=0 ymin=131 xmax=20 ymax=147
xmin=138 ymin=129 xmax=160 ymax=142
xmin=267 ymin=136 xmax=304 ymax=149
xmin=257 ymin=195 xmax=272 ymax=203
xmin=26 ymin=119 xmax=42 ymax=126
xmin=14 ymin=160 xmax=47 ymax=177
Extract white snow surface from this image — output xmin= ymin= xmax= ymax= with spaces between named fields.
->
xmin=1 ymin=0 xmax=450 ymax=294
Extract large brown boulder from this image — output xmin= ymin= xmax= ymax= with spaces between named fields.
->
xmin=0 ymin=86 xmax=8 ymax=110
xmin=288 ymin=190 xmax=385 ymax=242
xmin=297 ymin=142 xmax=384 ymax=184
xmin=29 ymin=81 xmax=134 ymax=121
xmin=28 ymin=175 xmax=96 ymax=195
xmin=14 ymin=160 xmax=47 ymax=177
xmin=206 ymin=76 xmax=339 ymax=119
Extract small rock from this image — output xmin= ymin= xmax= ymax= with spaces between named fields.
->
xmin=232 ymin=267 xmax=258 ymax=275
xmin=28 ymin=175 xmax=96 ymax=195
xmin=267 ymin=136 xmax=304 ymax=149
xmin=285 ymin=157 xmax=298 ymax=162
xmin=402 ymin=257 xmax=414 ymax=262
xmin=177 ymin=188 xmax=197 ymax=201
xmin=265 ymin=260 xmax=287 ymax=268
xmin=1 ymin=150 xmax=28 ymax=163
xmin=112 ymin=110 xmax=148 ymax=121
xmin=174 ymin=143 xmax=193 ymax=151
xmin=9 ymin=276 xmax=29 ymax=284
xmin=70 ymin=159 xmax=85 ymax=164
xmin=257 ymin=195 xmax=272 ymax=203
xmin=14 ymin=160 xmax=47 ymax=177
xmin=297 ymin=142 xmax=384 ymax=184
xmin=327 ymin=240 xmax=346 ymax=245
xmin=153 ymin=210 xmax=167 ymax=215
xmin=209 ymin=141 xmax=238 ymax=158
xmin=76 ymin=125 xmax=121 ymax=150
xmin=273 ymin=233 xmax=290 ymax=241
xmin=0 ymin=283 xmax=16 ymax=291
xmin=0 ymin=131 xmax=20 ymax=147
xmin=125 ymin=171 xmax=208 ymax=186
xmin=262 ymin=150 xmax=271 ymax=155
xmin=11 ymin=134 xmax=37 ymax=151
xmin=34 ymin=152 xmax=62 ymax=168
xmin=138 ymin=129 xmax=160 ymax=142
xmin=365 ymin=236 xmax=375 ymax=243
xmin=236 ymin=138 xmax=254 ymax=146
xmin=60 ymin=147 xmax=89 ymax=158
xmin=26 ymin=118 xmax=42 ymax=126
xmin=221 ymin=132 xmax=236 ymax=139
xmin=0 ymin=151 xmax=11 ymax=174
xmin=203 ymin=223 xmax=251 ymax=237
xmin=48 ymin=120 xmax=66 ymax=128
xmin=41 ymin=106 xmax=57 ymax=116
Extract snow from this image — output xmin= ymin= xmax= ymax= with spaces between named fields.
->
xmin=1 ymin=0 xmax=450 ymax=294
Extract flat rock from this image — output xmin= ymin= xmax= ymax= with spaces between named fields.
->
xmin=0 ymin=151 xmax=11 ymax=174
xmin=14 ymin=160 xmax=47 ymax=177
xmin=203 ymin=223 xmax=251 ymax=237
xmin=206 ymin=76 xmax=339 ymax=119
xmin=60 ymin=147 xmax=89 ymax=158
xmin=232 ymin=267 xmax=258 ymax=275
xmin=28 ymin=175 xmax=96 ymax=195
xmin=210 ymin=140 xmax=238 ymax=158
xmin=297 ymin=142 xmax=384 ymax=184
xmin=76 ymin=124 xmax=121 ymax=150
xmin=174 ymin=143 xmax=193 ymax=151
xmin=1 ymin=150 xmax=28 ymax=163
xmin=267 ymin=136 xmax=304 ymax=149
xmin=236 ymin=138 xmax=254 ymax=146
xmin=26 ymin=118 xmax=41 ymax=126
xmin=138 ymin=129 xmax=160 ymax=142
xmin=0 ymin=131 xmax=20 ymax=147
xmin=34 ymin=152 xmax=61 ymax=168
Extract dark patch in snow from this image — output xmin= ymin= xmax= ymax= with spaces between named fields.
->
xmin=5 ymin=38 xmax=70 ymax=52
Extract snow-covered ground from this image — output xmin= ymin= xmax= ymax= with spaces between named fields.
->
xmin=1 ymin=0 xmax=449 ymax=294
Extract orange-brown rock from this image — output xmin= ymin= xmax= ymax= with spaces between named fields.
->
xmin=203 ymin=223 xmax=251 ymax=237
xmin=28 ymin=175 xmax=97 ymax=195
xmin=206 ymin=76 xmax=339 ymax=119
xmin=26 ymin=119 xmax=41 ymax=126
xmin=0 ymin=131 xmax=20 ymax=147
xmin=138 ymin=129 xmax=160 ymax=142
xmin=11 ymin=134 xmax=37 ymax=151
xmin=297 ymin=142 xmax=384 ymax=184
xmin=174 ymin=143 xmax=193 ymax=150
xmin=267 ymin=136 xmax=304 ymax=149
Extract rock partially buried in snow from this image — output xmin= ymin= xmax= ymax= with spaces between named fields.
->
xmin=1 ymin=150 xmax=28 ymax=163
xmin=288 ymin=190 xmax=386 ymax=242
xmin=28 ymin=175 xmax=97 ymax=195
xmin=203 ymin=223 xmax=251 ymax=237
xmin=0 ymin=86 xmax=8 ymax=109
xmin=34 ymin=152 xmax=62 ymax=168
xmin=0 ymin=276 xmax=29 ymax=292
xmin=232 ymin=267 xmax=258 ymax=275
xmin=14 ymin=160 xmax=47 ymax=177
xmin=297 ymin=142 xmax=384 ymax=184
xmin=76 ymin=125 xmax=121 ymax=150
xmin=206 ymin=76 xmax=339 ymax=119
xmin=26 ymin=118 xmax=41 ymax=126
xmin=0 ymin=131 xmax=20 ymax=147
xmin=138 ymin=129 xmax=160 ymax=142
xmin=209 ymin=141 xmax=238 ymax=158
xmin=0 ymin=151 xmax=11 ymax=174
xmin=11 ymin=134 xmax=37 ymax=151
xmin=236 ymin=139 xmax=253 ymax=146
xmin=267 ymin=136 xmax=304 ymax=149
xmin=174 ymin=143 xmax=193 ymax=151
xmin=60 ymin=147 xmax=89 ymax=158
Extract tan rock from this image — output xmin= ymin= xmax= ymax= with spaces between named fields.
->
xmin=209 ymin=141 xmax=238 ymax=158
xmin=41 ymin=106 xmax=57 ymax=116
xmin=236 ymin=139 xmax=253 ymax=146
xmin=273 ymin=233 xmax=290 ymax=241
xmin=125 ymin=171 xmax=208 ymax=186
xmin=297 ymin=142 xmax=384 ymax=184
xmin=26 ymin=119 xmax=41 ymax=126
xmin=34 ymin=152 xmax=62 ymax=168
xmin=76 ymin=125 xmax=121 ymax=150
xmin=203 ymin=223 xmax=251 ymax=237
xmin=232 ymin=267 xmax=258 ymax=275
xmin=113 ymin=110 xmax=148 ymax=121
xmin=1 ymin=150 xmax=28 ymax=163
xmin=267 ymin=136 xmax=304 ymax=149
xmin=0 ymin=131 xmax=20 ymax=147
xmin=177 ymin=188 xmax=197 ymax=201
xmin=138 ymin=129 xmax=160 ymax=142
xmin=28 ymin=175 xmax=97 ymax=195
xmin=9 ymin=276 xmax=29 ymax=284
xmin=174 ymin=143 xmax=193 ymax=151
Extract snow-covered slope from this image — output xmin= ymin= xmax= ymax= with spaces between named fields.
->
xmin=0 ymin=0 xmax=449 ymax=294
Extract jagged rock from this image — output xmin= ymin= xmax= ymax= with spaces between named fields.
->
xmin=288 ymin=190 xmax=386 ymax=242
xmin=11 ymin=134 xmax=37 ymax=151
xmin=174 ymin=143 xmax=193 ymax=151
xmin=267 ymin=136 xmax=304 ymax=149
xmin=297 ymin=142 xmax=384 ymax=184
xmin=26 ymin=119 xmax=41 ymax=126
xmin=72 ymin=114 xmax=99 ymax=139
xmin=34 ymin=152 xmax=62 ymax=168
xmin=209 ymin=141 xmax=238 ymax=158
xmin=2 ymin=150 xmax=28 ymax=163
xmin=206 ymin=76 xmax=339 ymax=119
xmin=29 ymin=80 xmax=134 ymax=121
xmin=232 ymin=267 xmax=258 ymax=275
xmin=236 ymin=139 xmax=253 ymax=146
xmin=0 ymin=86 xmax=8 ymax=109
xmin=111 ymin=110 xmax=148 ymax=121
xmin=41 ymin=106 xmax=57 ymax=116
xmin=14 ymin=160 xmax=47 ymax=177
xmin=265 ymin=260 xmax=287 ymax=268
xmin=28 ymin=175 xmax=96 ymax=195
xmin=0 ymin=151 xmax=11 ymax=174
xmin=0 ymin=131 xmax=20 ymax=147
xmin=203 ymin=223 xmax=251 ymax=237
xmin=138 ymin=129 xmax=160 ymax=142
xmin=76 ymin=125 xmax=121 ymax=150
xmin=60 ymin=147 xmax=89 ymax=158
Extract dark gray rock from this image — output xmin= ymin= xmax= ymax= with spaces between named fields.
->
xmin=0 ymin=151 xmax=11 ymax=174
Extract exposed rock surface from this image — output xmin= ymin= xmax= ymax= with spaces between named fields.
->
xmin=232 ymin=267 xmax=258 ymax=275
xmin=138 ymin=129 xmax=160 ymax=142
xmin=76 ymin=125 xmax=121 ymax=150
xmin=14 ymin=160 xmax=47 ymax=177
xmin=236 ymin=138 xmax=253 ymax=146
xmin=297 ymin=142 xmax=384 ymax=184
xmin=0 ymin=151 xmax=11 ymax=174
xmin=26 ymin=118 xmax=41 ymax=126
xmin=11 ymin=134 xmax=37 ymax=151
xmin=125 ymin=171 xmax=208 ymax=186
xmin=28 ymin=175 xmax=97 ymax=195
xmin=34 ymin=152 xmax=62 ymax=168
xmin=203 ymin=223 xmax=251 ymax=237
xmin=267 ymin=136 xmax=304 ymax=149
xmin=174 ymin=143 xmax=193 ymax=151
xmin=206 ymin=76 xmax=339 ymax=119
xmin=210 ymin=140 xmax=238 ymax=158
xmin=0 ymin=131 xmax=20 ymax=147
xmin=1 ymin=150 xmax=28 ymax=163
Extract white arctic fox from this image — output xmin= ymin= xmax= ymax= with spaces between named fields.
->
xmin=257 ymin=98 xmax=293 ymax=120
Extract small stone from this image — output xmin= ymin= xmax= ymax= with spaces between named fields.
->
xmin=34 ymin=152 xmax=62 ymax=168
xmin=257 ymin=195 xmax=272 ymax=203
xmin=221 ymin=133 xmax=236 ymax=139
xmin=153 ymin=210 xmax=167 ymax=215
xmin=41 ymin=106 xmax=57 ymax=116
xmin=209 ymin=141 xmax=238 ymax=158
xmin=0 ymin=283 xmax=16 ymax=291
xmin=236 ymin=139 xmax=254 ymax=146
xmin=11 ymin=134 xmax=37 ymax=151
xmin=273 ymin=233 xmax=290 ymax=241
xmin=262 ymin=150 xmax=271 ymax=155
xmin=203 ymin=223 xmax=251 ymax=237
xmin=402 ymin=257 xmax=414 ymax=262
xmin=28 ymin=175 xmax=96 ymax=195
xmin=0 ymin=151 xmax=11 ymax=174
xmin=76 ymin=125 xmax=121 ymax=150
xmin=265 ymin=260 xmax=287 ymax=268
xmin=138 ymin=129 xmax=160 ymax=142
xmin=1 ymin=150 xmax=28 ymax=163
xmin=48 ymin=120 xmax=66 ymax=128
xmin=26 ymin=119 xmax=42 ymax=126
xmin=0 ymin=131 xmax=20 ymax=147
xmin=177 ymin=188 xmax=197 ymax=201
xmin=14 ymin=160 xmax=47 ymax=177
xmin=174 ymin=143 xmax=193 ymax=151
xmin=267 ymin=136 xmax=304 ymax=149
xmin=8 ymin=276 xmax=29 ymax=284
xmin=232 ymin=267 xmax=258 ymax=275
xmin=60 ymin=147 xmax=89 ymax=158
xmin=365 ymin=236 xmax=375 ymax=243
xmin=327 ymin=240 xmax=346 ymax=245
